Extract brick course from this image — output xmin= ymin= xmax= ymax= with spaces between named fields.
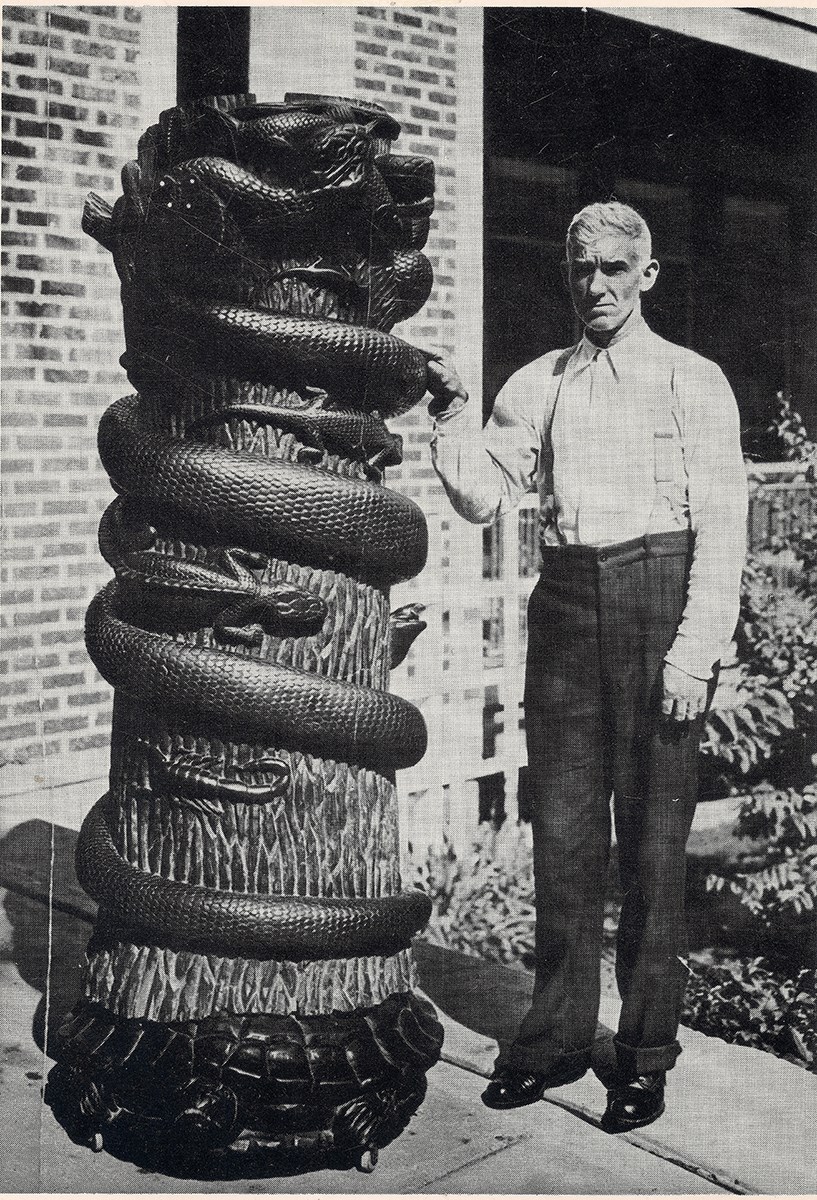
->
xmin=352 ymin=5 xmax=459 ymax=507
xmin=2 ymin=6 xmax=142 ymax=765
xmin=2 ymin=5 xmax=473 ymax=777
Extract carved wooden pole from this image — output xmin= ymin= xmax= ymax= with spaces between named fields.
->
xmin=46 ymin=73 xmax=442 ymax=1168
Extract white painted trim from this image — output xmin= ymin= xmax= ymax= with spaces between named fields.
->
xmin=138 ymin=5 xmax=177 ymax=119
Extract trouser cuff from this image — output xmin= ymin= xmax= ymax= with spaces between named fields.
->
xmin=614 ymin=1036 xmax=681 ymax=1076
xmin=496 ymin=1043 xmax=592 ymax=1075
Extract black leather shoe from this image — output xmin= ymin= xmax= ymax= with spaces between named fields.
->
xmin=481 ymin=1062 xmax=587 ymax=1110
xmin=602 ymin=1071 xmax=666 ymax=1132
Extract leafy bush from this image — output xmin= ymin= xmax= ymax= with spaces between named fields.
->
xmin=701 ymin=554 xmax=816 ymax=787
xmin=700 ymin=663 xmax=795 ymax=778
xmin=768 ymin=390 xmax=817 ymax=466
xmin=707 ymin=783 xmax=817 ymax=925
xmin=683 ymin=955 xmax=816 ymax=1070
xmin=416 ymin=826 xmax=816 ymax=1070
xmin=702 ymin=394 xmax=816 ymax=787
xmin=416 ymin=824 xmax=536 ymax=965
xmin=738 ymin=559 xmax=816 ymax=768
xmin=700 ymin=402 xmax=817 ymax=949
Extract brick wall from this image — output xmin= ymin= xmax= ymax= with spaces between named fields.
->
xmin=351 ymin=5 xmax=459 ymax=510
xmin=349 ymin=7 xmax=489 ymax=839
xmin=2 ymin=6 xmax=143 ymax=768
xmin=250 ymin=6 xmax=487 ymax=842
xmin=1 ymin=6 xmax=486 ymax=830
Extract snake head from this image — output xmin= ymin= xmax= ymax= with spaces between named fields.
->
xmin=144 ymin=167 xmax=231 ymax=271
xmin=365 ymin=431 xmax=403 ymax=480
xmin=214 ymin=581 xmax=328 ymax=647
xmin=389 ymin=604 xmax=427 ymax=669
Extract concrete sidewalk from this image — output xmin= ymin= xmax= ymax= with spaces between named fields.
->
xmin=416 ymin=944 xmax=817 ymax=1196
xmin=0 ymin=958 xmax=718 ymax=1196
xmin=0 ymin=817 xmax=814 ymax=1194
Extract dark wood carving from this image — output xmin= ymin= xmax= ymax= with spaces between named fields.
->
xmin=46 ymin=93 xmax=442 ymax=1171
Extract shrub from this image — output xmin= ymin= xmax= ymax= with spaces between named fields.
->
xmin=700 ymin=398 xmax=817 ymax=949
xmin=702 ymin=393 xmax=816 ymax=787
xmin=700 ymin=662 xmax=795 ymax=779
xmin=706 ymin=783 xmax=817 ymax=926
xmin=738 ymin=558 xmax=816 ymax=771
xmin=683 ymin=955 xmax=816 ymax=1070
xmin=416 ymin=826 xmax=816 ymax=1070
xmin=701 ymin=554 xmax=816 ymax=787
xmin=416 ymin=823 xmax=536 ymax=965
xmin=768 ymin=390 xmax=817 ymax=467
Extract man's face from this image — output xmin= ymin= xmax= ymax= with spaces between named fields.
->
xmin=564 ymin=233 xmax=657 ymax=336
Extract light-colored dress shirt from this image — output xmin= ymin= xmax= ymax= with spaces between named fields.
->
xmin=431 ymin=318 xmax=748 ymax=680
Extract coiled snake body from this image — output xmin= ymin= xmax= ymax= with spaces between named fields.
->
xmin=77 ymin=95 xmax=436 ymax=967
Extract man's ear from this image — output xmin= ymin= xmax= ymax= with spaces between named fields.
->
xmin=640 ymin=258 xmax=660 ymax=294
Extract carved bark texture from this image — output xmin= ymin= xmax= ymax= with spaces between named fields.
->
xmin=50 ymin=94 xmax=442 ymax=1162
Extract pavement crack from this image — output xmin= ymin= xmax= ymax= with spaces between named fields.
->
xmin=416 ymin=1132 xmax=532 ymax=1192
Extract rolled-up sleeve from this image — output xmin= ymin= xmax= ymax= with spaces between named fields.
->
xmin=430 ymin=359 xmax=546 ymax=525
xmin=665 ymin=361 xmax=748 ymax=679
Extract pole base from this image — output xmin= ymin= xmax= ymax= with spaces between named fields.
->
xmin=46 ymin=991 xmax=443 ymax=1171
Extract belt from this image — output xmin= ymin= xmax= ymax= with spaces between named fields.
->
xmin=540 ymin=529 xmax=692 ymax=571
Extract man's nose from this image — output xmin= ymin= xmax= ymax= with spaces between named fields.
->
xmin=588 ymin=268 xmax=606 ymax=296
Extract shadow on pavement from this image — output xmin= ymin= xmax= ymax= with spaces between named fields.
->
xmin=0 ymin=820 xmax=92 ymax=1053
xmin=415 ymin=940 xmax=619 ymax=1085
xmin=0 ymin=821 xmax=423 ymax=1180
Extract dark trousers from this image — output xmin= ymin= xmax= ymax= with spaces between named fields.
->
xmin=499 ymin=531 xmax=715 ymax=1079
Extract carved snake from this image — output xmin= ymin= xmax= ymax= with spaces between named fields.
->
xmin=77 ymin=795 xmax=431 ymax=960
xmin=77 ymin=95 xmax=435 ymax=962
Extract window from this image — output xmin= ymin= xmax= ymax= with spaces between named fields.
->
xmin=482 ymin=522 xmax=503 ymax=579
xmin=482 ymin=684 xmax=504 ymax=759
xmin=482 ymin=597 xmax=504 ymax=667
xmin=485 ymin=7 xmax=817 ymax=455
xmin=518 ymin=505 xmax=540 ymax=577
xmin=478 ymin=771 xmax=506 ymax=827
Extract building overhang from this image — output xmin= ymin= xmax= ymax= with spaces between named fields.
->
xmin=595 ymin=6 xmax=817 ymax=73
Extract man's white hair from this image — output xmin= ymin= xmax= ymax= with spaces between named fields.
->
xmin=566 ymin=202 xmax=653 ymax=262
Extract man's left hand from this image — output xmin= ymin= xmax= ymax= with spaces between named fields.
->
xmin=661 ymin=662 xmax=709 ymax=723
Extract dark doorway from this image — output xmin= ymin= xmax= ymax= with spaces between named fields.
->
xmin=478 ymin=770 xmax=506 ymax=826
xmin=484 ymin=8 xmax=817 ymax=454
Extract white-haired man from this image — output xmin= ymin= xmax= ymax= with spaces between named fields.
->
xmin=424 ymin=202 xmax=747 ymax=1131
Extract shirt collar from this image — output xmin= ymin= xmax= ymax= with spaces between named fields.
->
xmin=568 ymin=312 xmax=651 ymax=378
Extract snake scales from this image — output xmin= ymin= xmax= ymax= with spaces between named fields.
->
xmin=77 ymin=94 xmax=436 ymax=964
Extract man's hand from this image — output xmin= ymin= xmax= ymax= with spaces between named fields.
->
xmin=418 ymin=345 xmax=469 ymax=417
xmin=661 ymin=662 xmax=709 ymax=723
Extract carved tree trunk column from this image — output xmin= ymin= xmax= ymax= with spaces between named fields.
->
xmin=47 ymin=93 xmax=442 ymax=1167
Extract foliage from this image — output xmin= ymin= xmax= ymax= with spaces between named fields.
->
xmin=682 ymin=955 xmax=816 ymax=1070
xmin=706 ymin=783 xmax=817 ymax=924
xmin=416 ymin=823 xmax=536 ymax=965
xmin=415 ymin=826 xmax=816 ymax=1070
xmin=788 ymin=525 xmax=817 ymax=601
xmin=768 ymin=390 xmax=817 ymax=467
xmin=701 ymin=393 xmax=817 ymax=787
xmin=699 ymin=663 xmax=795 ymax=777
xmin=736 ymin=557 xmax=817 ymax=760
xmin=701 ymin=425 xmax=817 ymax=929
xmin=701 ymin=556 xmax=817 ymax=786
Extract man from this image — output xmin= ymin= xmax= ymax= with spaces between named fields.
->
xmin=424 ymin=202 xmax=747 ymax=1132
